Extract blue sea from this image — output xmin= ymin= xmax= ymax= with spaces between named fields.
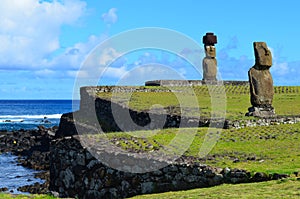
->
xmin=0 ymin=100 xmax=79 ymax=131
xmin=0 ymin=100 xmax=79 ymax=193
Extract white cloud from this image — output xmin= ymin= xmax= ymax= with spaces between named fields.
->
xmin=98 ymin=47 xmax=122 ymax=65
xmin=101 ymin=8 xmax=118 ymax=25
xmin=48 ymin=34 xmax=109 ymax=70
xmin=0 ymin=0 xmax=87 ymax=69
xmin=72 ymin=46 xmax=126 ymax=80
xmin=102 ymin=66 xmax=128 ymax=79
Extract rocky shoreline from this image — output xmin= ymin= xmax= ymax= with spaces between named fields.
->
xmin=0 ymin=125 xmax=57 ymax=194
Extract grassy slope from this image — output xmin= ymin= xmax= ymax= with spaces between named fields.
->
xmin=130 ymin=178 xmax=300 ymax=199
xmin=116 ymin=124 xmax=300 ymax=199
xmin=96 ymin=122 xmax=300 ymax=175
xmin=200 ymin=124 xmax=300 ymax=174
xmin=0 ymin=194 xmax=55 ymax=199
xmin=3 ymin=179 xmax=300 ymax=199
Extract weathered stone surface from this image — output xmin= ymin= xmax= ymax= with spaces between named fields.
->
xmin=205 ymin=45 xmax=216 ymax=58
xmin=251 ymin=172 xmax=270 ymax=182
xmin=254 ymin=42 xmax=272 ymax=66
xmin=247 ymin=106 xmax=275 ymax=118
xmin=247 ymin=42 xmax=275 ymax=117
xmin=49 ymin=136 xmax=286 ymax=198
xmin=202 ymin=56 xmax=217 ymax=81
xmin=249 ymin=68 xmax=274 ymax=107
xmin=0 ymin=126 xmax=58 ymax=194
xmin=224 ymin=117 xmax=300 ymax=129
xmin=145 ymin=80 xmax=248 ymax=86
xmin=271 ymin=173 xmax=289 ymax=180
xmin=202 ymin=33 xmax=218 ymax=81
xmin=141 ymin=182 xmax=154 ymax=194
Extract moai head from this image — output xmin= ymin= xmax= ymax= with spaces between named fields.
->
xmin=254 ymin=42 xmax=272 ymax=68
xmin=203 ymin=33 xmax=217 ymax=58
xmin=205 ymin=45 xmax=216 ymax=58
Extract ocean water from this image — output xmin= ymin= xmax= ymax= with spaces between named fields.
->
xmin=0 ymin=100 xmax=79 ymax=131
xmin=0 ymin=153 xmax=45 ymax=194
xmin=0 ymin=100 xmax=79 ymax=193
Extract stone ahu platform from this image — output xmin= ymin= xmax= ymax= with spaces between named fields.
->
xmin=51 ymin=84 xmax=299 ymax=198
xmin=145 ymin=80 xmax=249 ymax=86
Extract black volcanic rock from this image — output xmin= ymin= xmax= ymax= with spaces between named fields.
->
xmin=0 ymin=126 xmax=56 ymax=194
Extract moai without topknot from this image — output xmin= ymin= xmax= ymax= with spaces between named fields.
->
xmin=202 ymin=33 xmax=218 ymax=81
xmin=246 ymin=42 xmax=276 ymax=117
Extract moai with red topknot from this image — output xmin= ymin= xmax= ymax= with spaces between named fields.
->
xmin=202 ymin=33 xmax=218 ymax=81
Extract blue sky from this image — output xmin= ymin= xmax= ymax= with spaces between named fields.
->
xmin=0 ymin=0 xmax=300 ymax=99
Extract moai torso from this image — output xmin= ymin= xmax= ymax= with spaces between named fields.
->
xmin=203 ymin=49 xmax=217 ymax=81
xmin=249 ymin=68 xmax=274 ymax=107
xmin=248 ymin=42 xmax=274 ymax=108
xmin=202 ymin=33 xmax=217 ymax=81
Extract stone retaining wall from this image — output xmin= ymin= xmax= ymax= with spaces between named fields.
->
xmin=145 ymin=80 xmax=249 ymax=86
xmin=224 ymin=117 xmax=300 ymax=129
xmin=50 ymin=136 xmax=286 ymax=199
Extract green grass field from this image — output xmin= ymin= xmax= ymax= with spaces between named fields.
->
xmin=3 ymin=85 xmax=300 ymax=198
xmin=97 ymin=85 xmax=300 ymax=118
xmin=130 ymin=178 xmax=300 ymax=199
xmin=4 ymin=178 xmax=300 ymax=199
xmin=91 ymin=122 xmax=300 ymax=175
xmin=0 ymin=193 xmax=55 ymax=199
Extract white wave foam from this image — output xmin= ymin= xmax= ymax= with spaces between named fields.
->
xmin=0 ymin=114 xmax=62 ymax=120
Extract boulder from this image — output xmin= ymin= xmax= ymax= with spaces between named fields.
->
xmin=251 ymin=172 xmax=270 ymax=182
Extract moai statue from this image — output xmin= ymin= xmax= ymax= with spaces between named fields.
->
xmin=246 ymin=42 xmax=275 ymax=117
xmin=202 ymin=33 xmax=218 ymax=81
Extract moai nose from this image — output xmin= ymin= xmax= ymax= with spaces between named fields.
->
xmin=265 ymin=49 xmax=269 ymax=56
